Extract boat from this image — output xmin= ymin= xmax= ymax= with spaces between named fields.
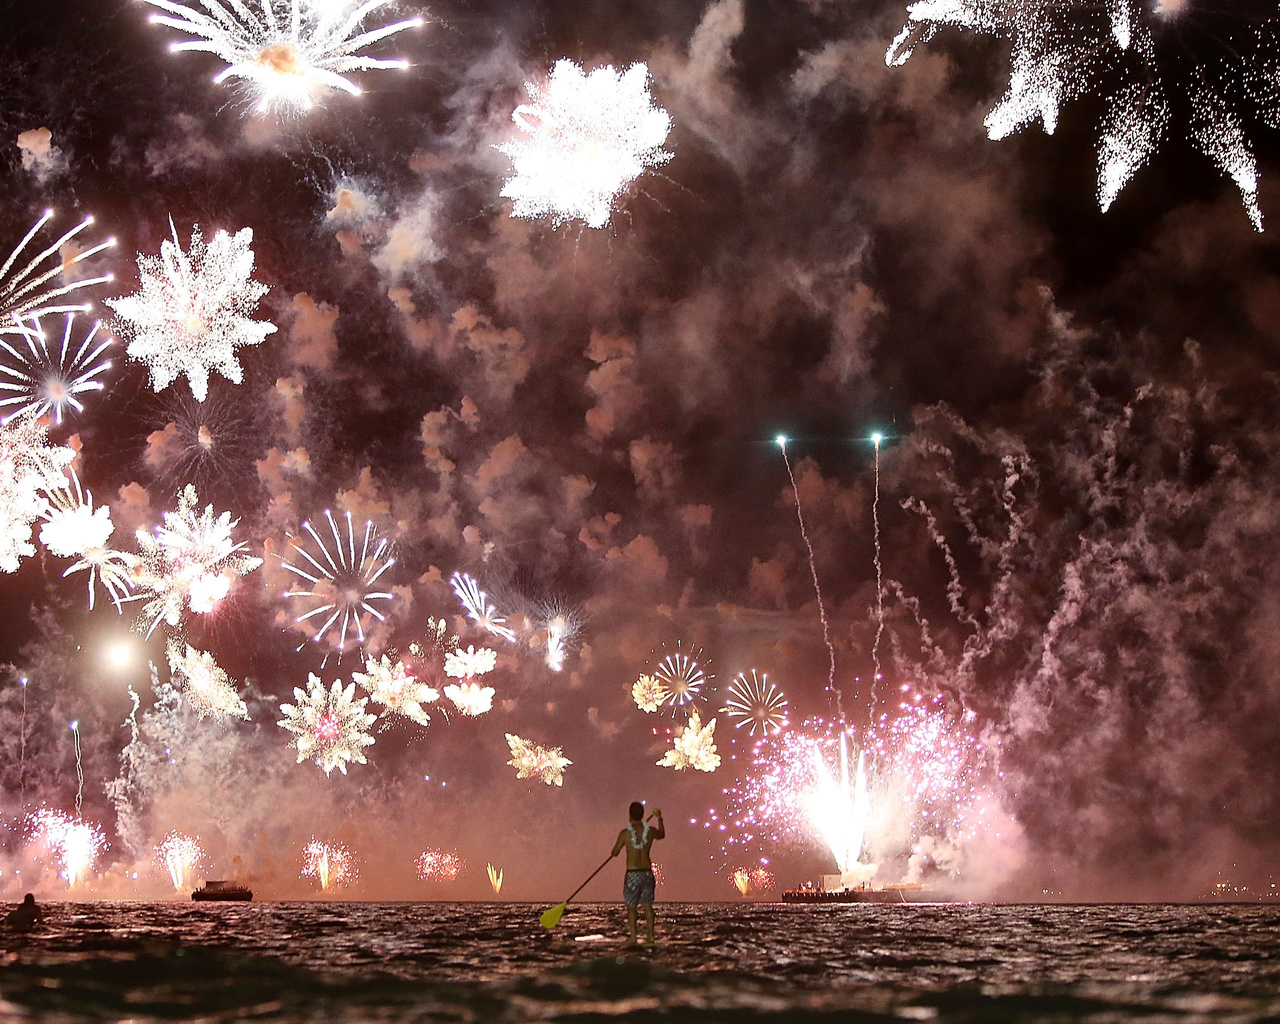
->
xmin=782 ymin=878 xmax=940 ymax=904
xmin=191 ymin=880 xmax=253 ymax=901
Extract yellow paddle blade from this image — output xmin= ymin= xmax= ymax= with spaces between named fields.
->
xmin=540 ymin=902 xmax=568 ymax=930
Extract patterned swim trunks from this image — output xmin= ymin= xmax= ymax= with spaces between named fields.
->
xmin=623 ymin=869 xmax=655 ymax=907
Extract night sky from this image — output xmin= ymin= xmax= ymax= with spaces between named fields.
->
xmin=1 ymin=0 xmax=1279 ymax=902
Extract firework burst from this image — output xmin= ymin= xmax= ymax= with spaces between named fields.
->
xmin=167 ymin=641 xmax=249 ymax=722
xmin=650 ymin=641 xmax=710 ymax=715
xmin=26 ymin=808 xmax=106 ymax=887
xmin=107 ymin=222 xmax=276 ymax=402
xmin=886 ymin=0 xmax=1280 ymax=228
xmin=0 ymin=410 xmax=77 ymax=573
xmin=486 ymin=862 xmax=503 ymax=895
xmin=415 ymin=848 xmax=463 ymax=881
xmin=721 ymin=670 xmax=788 ymax=737
xmin=0 ymin=211 xmax=115 ymax=328
xmin=656 ymin=709 xmax=721 ymax=773
xmin=154 ymin=830 xmax=205 ymax=890
xmin=351 ymin=653 xmax=438 ymax=727
xmin=443 ymin=644 xmax=497 ymax=679
xmin=449 ymin=572 xmax=517 ymax=643
xmin=632 ymin=673 xmax=667 ymax=713
xmin=301 ymin=838 xmax=358 ymax=890
xmin=497 ymin=59 xmax=672 ymax=228
xmin=505 ymin=733 xmax=572 ymax=786
xmin=278 ymin=673 xmax=376 ymax=774
xmin=134 ymin=485 xmax=262 ymax=638
xmin=280 ymin=510 xmax=398 ymax=653
xmin=0 ymin=314 xmax=113 ymax=424
xmin=442 ymin=681 xmax=494 ymax=717
xmin=41 ymin=475 xmax=138 ymax=612
xmin=141 ymin=0 xmax=424 ymax=115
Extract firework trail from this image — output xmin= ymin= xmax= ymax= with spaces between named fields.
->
xmin=107 ymin=222 xmax=276 ymax=403
xmin=650 ymin=640 xmax=710 ymax=716
xmin=449 ymin=572 xmax=517 ymax=643
xmin=0 ymin=211 xmax=115 ymax=329
xmin=26 ymin=808 xmax=106 ymax=887
xmin=721 ymin=670 xmax=788 ymax=737
xmin=141 ymin=0 xmax=423 ymax=115
xmin=280 ymin=510 xmax=397 ymax=653
xmin=505 ymin=733 xmax=572 ymax=786
xmin=302 ymin=838 xmax=357 ymax=890
xmin=656 ymin=709 xmax=721 ymax=772
xmin=70 ymin=720 xmax=84 ymax=818
xmin=886 ymin=0 xmax=1280 ymax=228
xmin=278 ymin=674 xmax=376 ymax=775
xmin=155 ymin=830 xmax=205 ymax=890
xmin=870 ymin=433 xmax=885 ymax=719
xmin=497 ymin=59 xmax=672 ymax=228
xmin=415 ymin=848 xmax=463 ymax=881
xmin=18 ymin=676 xmax=27 ymax=807
xmin=0 ymin=314 xmax=113 ymax=425
xmin=776 ymin=436 xmax=840 ymax=716
xmin=486 ymin=863 xmax=503 ymax=895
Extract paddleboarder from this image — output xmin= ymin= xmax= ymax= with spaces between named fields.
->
xmin=5 ymin=893 xmax=43 ymax=932
xmin=610 ymin=801 xmax=664 ymax=944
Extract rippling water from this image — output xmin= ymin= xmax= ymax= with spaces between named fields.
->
xmin=2 ymin=901 xmax=1278 ymax=1022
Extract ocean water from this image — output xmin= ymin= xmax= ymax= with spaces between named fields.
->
xmin=2 ymin=901 xmax=1278 ymax=1022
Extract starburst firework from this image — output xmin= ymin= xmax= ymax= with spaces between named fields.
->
xmin=154 ymin=830 xmax=205 ymax=889
xmin=651 ymin=641 xmax=709 ymax=715
xmin=301 ymin=838 xmax=357 ymax=889
xmin=442 ymin=681 xmax=494 ymax=716
xmin=721 ymin=670 xmax=788 ymax=737
xmin=0 ymin=211 xmax=115 ymax=328
xmin=352 ymin=653 xmax=438 ymax=726
xmin=505 ymin=733 xmax=572 ymax=786
xmin=449 ymin=572 xmax=517 ymax=643
xmin=497 ymin=59 xmax=672 ymax=228
xmin=443 ymin=644 xmax=497 ymax=679
xmin=167 ymin=641 xmax=249 ymax=722
xmin=134 ymin=485 xmax=262 ymax=637
xmin=415 ymin=848 xmax=463 ymax=881
xmin=0 ymin=314 xmax=113 ymax=424
xmin=632 ymin=673 xmax=667 ymax=713
xmin=656 ymin=709 xmax=721 ymax=772
xmin=280 ymin=510 xmax=398 ymax=652
xmin=141 ymin=0 xmax=423 ymax=114
xmin=278 ymin=673 xmax=376 ymax=774
xmin=26 ymin=808 xmax=106 ymax=886
xmin=107 ymin=223 xmax=276 ymax=402
xmin=0 ymin=411 xmax=77 ymax=573
xmin=886 ymin=0 xmax=1280 ymax=228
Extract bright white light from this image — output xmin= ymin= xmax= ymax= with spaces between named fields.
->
xmin=871 ymin=432 xmax=884 ymax=446
xmin=107 ymin=643 xmax=132 ymax=668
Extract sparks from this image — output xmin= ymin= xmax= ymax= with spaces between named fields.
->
xmin=278 ymin=673 xmax=376 ymax=775
xmin=155 ymin=830 xmax=205 ymax=890
xmin=631 ymin=673 xmax=667 ymax=713
xmin=0 ymin=211 xmax=115 ymax=327
xmin=351 ymin=653 xmax=438 ymax=726
xmin=134 ymin=485 xmax=262 ymax=638
xmin=301 ymin=838 xmax=358 ymax=890
xmin=107 ymin=222 xmax=276 ymax=402
xmin=26 ymin=808 xmax=106 ymax=887
xmin=505 ymin=733 xmax=572 ymax=786
xmin=0 ymin=313 xmax=113 ymax=424
xmin=141 ymin=0 xmax=423 ymax=115
xmin=656 ymin=709 xmax=721 ymax=772
xmin=415 ymin=848 xmax=463 ymax=882
xmin=449 ymin=572 xmax=517 ymax=643
xmin=167 ymin=641 xmax=249 ymax=722
xmin=497 ymin=59 xmax=672 ymax=228
xmin=721 ymin=670 xmax=788 ymax=737
xmin=486 ymin=862 xmax=503 ymax=895
xmin=280 ymin=510 xmax=398 ymax=653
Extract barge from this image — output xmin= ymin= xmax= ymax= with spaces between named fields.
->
xmin=191 ymin=880 xmax=253 ymax=902
xmin=782 ymin=875 xmax=942 ymax=903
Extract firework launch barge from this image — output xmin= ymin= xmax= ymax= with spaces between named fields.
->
xmin=191 ymin=880 xmax=253 ymax=902
xmin=782 ymin=879 xmax=936 ymax=904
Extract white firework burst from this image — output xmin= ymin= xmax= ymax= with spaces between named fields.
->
xmin=41 ymin=472 xmax=138 ymax=610
xmin=442 ymin=681 xmax=494 ymax=717
xmin=279 ymin=510 xmax=398 ymax=652
xmin=0 ymin=314 xmax=113 ymax=424
xmin=497 ymin=59 xmax=672 ymax=228
xmin=0 ymin=211 xmax=115 ymax=329
xmin=167 ymin=641 xmax=249 ymax=722
xmin=351 ymin=653 xmax=438 ymax=726
xmin=651 ymin=641 xmax=710 ymax=715
xmin=505 ymin=733 xmax=572 ymax=787
xmin=720 ymin=670 xmax=788 ymax=737
xmin=887 ymin=0 xmax=1280 ymax=228
xmin=278 ymin=673 xmax=376 ymax=775
xmin=443 ymin=644 xmax=497 ymax=679
xmin=106 ymin=222 xmax=276 ymax=403
xmin=449 ymin=572 xmax=517 ymax=643
xmin=0 ymin=411 xmax=77 ymax=573
xmin=134 ymin=485 xmax=263 ymax=637
xmin=141 ymin=0 xmax=424 ymax=115
xmin=656 ymin=709 xmax=721 ymax=773
xmin=631 ymin=674 xmax=667 ymax=713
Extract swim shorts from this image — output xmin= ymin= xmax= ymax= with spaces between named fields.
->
xmin=623 ymin=869 xmax=655 ymax=907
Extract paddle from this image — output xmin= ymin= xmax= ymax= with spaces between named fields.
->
xmin=540 ymin=854 xmax=614 ymax=930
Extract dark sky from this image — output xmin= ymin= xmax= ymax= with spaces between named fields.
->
xmin=0 ymin=0 xmax=1278 ymax=902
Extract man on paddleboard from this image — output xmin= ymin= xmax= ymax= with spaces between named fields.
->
xmin=611 ymin=801 xmax=665 ymax=944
